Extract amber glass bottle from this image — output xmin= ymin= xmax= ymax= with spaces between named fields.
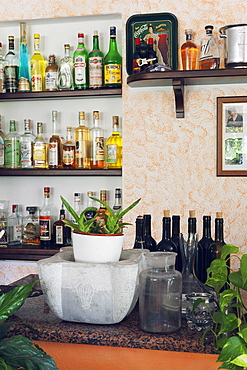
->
xmin=45 ymin=54 xmax=58 ymax=91
xmin=181 ymin=29 xmax=198 ymax=70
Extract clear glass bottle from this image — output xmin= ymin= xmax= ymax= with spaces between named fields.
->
xmin=4 ymin=120 xmax=21 ymax=168
xmin=133 ymin=215 xmax=145 ymax=249
xmin=0 ymin=115 xmax=5 ymax=168
xmin=139 ymin=252 xmax=182 ymax=333
xmin=89 ymin=30 xmax=104 ymax=89
xmin=20 ymin=119 xmax=35 ymax=168
xmin=7 ymin=204 xmax=22 ymax=245
xmin=22 ymin=206 xmax=40 ymax=246
xmin=53 ymin=205 xmax=71 ymax=248
xmin=48 ymin=110 xmax=62 ymax=169
xmin=84 ymin=191 xmax=97 ymax=220
xmin=0 ymin=42 xmax=5 ymax=93
xmin=181 ymin=29 xmax=198 ymax=70
xmin=0 ymin=200 xmax=8 ymax=246
xmin=172 ymin=215 xmax=183 ymax=272
xmin=62 ymin=126 xmax=75 ymax=169
xmin=104 ymin=26 xmax=122 ymax=87
xmin=30 ymin=33 xmax=45 ymax=91
xmin=196 ymin=215 xmax=213 ymax=283
xmin=199 ymin=25 xmax=220 ymax=69
xmin=70 ymin=192 xmax=81 ymax=223
xmin=18 ymin=22 xmax=30 ymax=92
xmin=157 ymin=210 xmax=178 ymax=252
xmin=39 ymin=187 xmax=56 ymax=248
xmin=113 ymin=188 xmax=122 ymax=214
xmin=4 ymin=36 xmax=19 ymax=93
xmin=32 ymin=122 xmax=48 ymax=169
xmin=74 ymin=111 xmax=90 ymax=169
xmin=106 ymin=115 xmax=122 ymax=169
xmin=73 ymin=33 xmax=88 ymax=89
xmin=90 ymin=110 xmax=105 ymax=169
xmin=143 ymin=214 xmax=157 ymax=251
xmin=57 ymin=44 xmax=74 ymax=90
xmin=45 ymin=54 xmax=58 ymax=91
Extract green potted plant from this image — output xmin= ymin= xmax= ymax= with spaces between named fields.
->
xmin=60 ymin=195 xmax=141 ymax=263
xmin=203 ymin=244 xmax=247 ymax=370
xmin=0 ymin=280 xmax=58 ymax=369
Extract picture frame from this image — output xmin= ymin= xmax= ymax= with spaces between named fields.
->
xmin=217 ymin=96 xmax=247 ymax=176
xmin=125 ymin=12 xmax=178 ymax=75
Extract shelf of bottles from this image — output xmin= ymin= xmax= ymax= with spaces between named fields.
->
xmin=0 ymin=168 xmax=121 ymax=176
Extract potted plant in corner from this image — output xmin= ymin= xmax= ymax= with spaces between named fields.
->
xmin=60 ymin=195 xmax=141 ymax=263
xmin=203 ymin=244 xmax=247 ymax=370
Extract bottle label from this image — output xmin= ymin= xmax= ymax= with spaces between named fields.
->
xmin=4 ymin=66 xmax=18 ymax=91
xmin=0 ymin=220 xmax=7 ymax=244
xmin=63 ymin=148 xmax=75 ymax=165
xmin=106 ymin=144 xmax=117 ymax=163
xmin=40 ymin=216 xmax=51 ymax=240
xmin=93 ymin=137 xmax=105 ymax=160
xmin=45 ymin=71 xmax=58 ymax=90
xmin=0 ymin=137 xmax=4 ymax=166
xmin=4 ymin=140 xmax=20 ymax=167
xmin=75 ymin=140 xmax=87 ymax=159
xmin=31 ymin=74 xmax=43 ymax=91
xmin=49 ymin=142 xmax=59 ymax=166
xmin=74 ymin=56 xmax=86 ymax=85
xmin=13 ymin=225 xmax=22 ymax=241
xmin=104 ymin=64 xmax=121 ymax=85
xmin=89 ymin=57 xmax=103 ymax=87
xmin=55 ymin=225 xmax=63 ymax=244
xmin=33 ymin=143 xmax=47 ymax=168
xmin=20 ymin=141 xmax=32 ymax=167
xmin=58 ymin=64 xmax=73 ymax=89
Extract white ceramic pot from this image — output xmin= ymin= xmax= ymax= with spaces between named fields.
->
xmin=72 ymin=231 xmax=124 ymax=263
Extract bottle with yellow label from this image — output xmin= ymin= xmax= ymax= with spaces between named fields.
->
xmin=106 ymin=116 xmax=122 ymax=169
xmin=74 ymin=111 xmax=90 ymax=169
xmin=104 ymin=26 xmax=122 ymax=88
xmin=32 ymin=122 xmax=48 ymax=168
xmin=30 ymin=34 xmax=46 ymax=91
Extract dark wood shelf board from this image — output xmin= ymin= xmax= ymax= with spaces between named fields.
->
xmin=0 ymin=88 xmax=122 ymax=101
xmin=0 ymin=247 xmax=59 ymax=261
xmin=0 ymin=168 xmax=122 ymax=176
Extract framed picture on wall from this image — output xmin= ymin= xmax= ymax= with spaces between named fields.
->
xmin=217 ymin=96 xmax=247 ymax=176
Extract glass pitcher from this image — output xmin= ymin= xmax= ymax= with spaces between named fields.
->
xmin=139 ymin=252 xmax=182 ymax=333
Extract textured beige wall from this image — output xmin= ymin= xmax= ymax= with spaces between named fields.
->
xmin=1 ymin=0 xmax=247 ymax=281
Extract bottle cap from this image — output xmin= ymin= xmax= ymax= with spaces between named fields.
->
xmin=64 ymin=44 xmax=70 ymax=49
xmin=26 ymin=206 xmax=38 ymax=213
xmin=216 ymin=212 xmax=223 ymax=218
xmin=79 ymin=111 xmax=85 ymax=120
xmin=112 ymin=116 xmax=119 ymax=125
xmin=34 ymin=34 xmax=40 ymax=39
xmin=93 ymin=111 xmax=99 ymax=120
xmin=93 ymin=30 xmax=99 ymax=36
xmin=163 ymin=210 xmax=170 ymax=217
xmin=78 ymin=33 xmax=84 ymax=38
xmin=189 ymin=210 xmax=195 ymax=218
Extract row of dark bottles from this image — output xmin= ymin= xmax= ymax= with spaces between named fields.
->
xmin=133 ymin=210 xmax=225 ymax=283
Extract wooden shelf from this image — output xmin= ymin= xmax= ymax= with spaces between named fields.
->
xmin=127 ymin=68 xmax=247 ymax=118
xmin=0 ymin=168 xmax=122 ymax=176
xmin=0 ymin=246 xmax=59 ymax=261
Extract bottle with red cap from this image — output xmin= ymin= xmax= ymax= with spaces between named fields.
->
xmin=73 ymin=33 xmax=88 ymax=89
xmin=39 ymin=187 xmax=56 ymax=248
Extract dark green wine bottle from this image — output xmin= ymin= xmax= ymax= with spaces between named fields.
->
xmin=104 ymin=26 xmax=122 ymax=88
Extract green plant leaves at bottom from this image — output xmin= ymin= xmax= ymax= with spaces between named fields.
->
xmin=218 ymin=336 xmax=247 ymax=364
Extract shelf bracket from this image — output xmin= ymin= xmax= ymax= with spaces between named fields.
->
xmin=172 ymin=78 xmax=184 ymax=119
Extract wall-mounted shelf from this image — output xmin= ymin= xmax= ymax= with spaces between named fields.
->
xmin=0 ymin=168 xmax=122 ymax=176
xmin=127 ymin=69 xmax=247 ymax=118
xmin=0 ymin=246 xmax=58 ymax=261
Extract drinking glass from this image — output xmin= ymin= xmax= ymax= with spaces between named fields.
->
xmin=186 ymin=292 xmax=215 ymax=331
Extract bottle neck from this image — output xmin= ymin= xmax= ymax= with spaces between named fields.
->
xmin=114 ymin=193 xmax=122 ymax=208
xmin=186 ymin=33 xmax=192 ymax=41
xmin=172 ymin=215 xmax=180 ymax=236
xmin=93 ymin=35 xmax=100 ymax=50
xmin=52 ymin=112 xmax=58 ymax=135
xmin=162 ymin=217 xmax=171 ymax=240
xmin=143 ymin=215 xmax=151 ymax=236
xmin=109 ymin=36 xmax=118 ymax=52
xmin=215 ymin=218 xmax=224 ymax=242
xmin=135 ymin=217 xmax=145 ymax=239
xmin=202 ymin=216 xmax=212 ymax=238
xmin=188 ymin=218 xmax=196 ymax=235
xmin=64 ymin=47 xmax=70 ymax=57
xmin=43 ymin=194 xmax=50 ymax=206
xmin=66 ymin=129 xmax=73 ymax=142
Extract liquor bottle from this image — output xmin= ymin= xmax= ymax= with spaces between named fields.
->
xmin=89 ymin=30 xmax=104 ymax=88
xmin=199 ymin=25 xmax=220 ymax=70
xmin=0 ymin=116 xmax=5 ymax=168
xmin=90 ymin=110 xmax=105 ymax=169
xmin=53 ymin=205 xmax=71 ymax=248
xmin=45 ymin=54 xmax=58 ymax=91
xmin=113 ymin=188 xmax=122 ymax=214
xmin=70 ymin=192 xmax=81 ymax=223
xmin=62 ymin=126 xmax=75 ymax=169
xmin=32 ymin=122 xmax=48 ymax=169
xmin=73 ymin=33 xmax=88 ymax=89
xmin=106 ymin=116 xmax=122 ymax=169
xmin=48 ymin=111 xmax=62 ymax=169
xmin=39 ymin=187 xmax=56 ymax=248
xmin=0 ymin=42 xmax=5 ymax=93
xmin=104 ymin=26 xmax=122 ymax=87
xmin=30 ymin=34 xmax=45 ymax=91
xmin=7 ymin=204 xmax=22 ymax=245
xmin=22 ymin=206 xmax=40 ymax=246
xmin=132 ymin=38 xmax=142 ymax=74
xmin=4 ymin=120 xmax=21 ymax=168
xmin=74 ymin=111 xmax=90 ymax=169
xmin=95 ymin=190 xmax=109 ymax=227
xmin=146 ymin=38 xmax=158 ymax=67
xmin=186 ymin=210 xmax=203 ymax=276
xmin=20 ymin=119 xmax=35 ymax=168
xmin=4 ymin=36 xmax=19 ymax=93
xmin=85 ymin=191 xmax=97 ymax=220
xmin=172 ymin=215 xmax=183 ymax=272
xmin=181 ymin=29 xmax=198 ymax=70
xmin=133 ymin=215 xmax=145 ymax=249
xmin=18 ymin=22 xmax=30 ymax=92
xmin=57 ymin=44 xmax=74 ymax=90
xmin=196 ymin=215 xmax=213 ymax=283
xmin=207 ymin=212 xmax=226 ymax=265
xmin=143 ymin=214 xmax=157 ymax=251
xmin=157 ymin=210 xmax=177 ymax=252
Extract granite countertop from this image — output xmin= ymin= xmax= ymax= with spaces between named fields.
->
xmin=4 ymin=275 xmax=217 ymax=354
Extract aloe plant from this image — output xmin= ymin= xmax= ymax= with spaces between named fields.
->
xmin=0 ymin=280 xmax=59 ymax=369
xmin=60 ymin=195 xmax=141 ymax=234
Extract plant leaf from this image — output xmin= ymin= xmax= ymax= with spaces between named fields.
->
xmin=218 ymin=336 xmax=247 ymax=363
xmin=221 ymin=244 xmax=239 ymax=260
xmin=229 ymin=271 xmax=247 ymax=291
xmin=118 ymin=198 xmax=141 ymax=219
xmin=240 ymin=254 xmax=247 ymax=287
xmin=218 ymin=313 xmax=241 ymax=335
xmin=218 ymin=361 xmax=243 ymax=369
xmin=237 ymin=328 xmax=247 ymax=344
xmin=60 ymin=196 xmax=80 ymax=224
xmin=231 ymin=354 xmax=247 ymax=367
xmin=219 ymin=289 xmax=237 ymax=313
xmin=0 ymin=281 xmax=38 ymax=324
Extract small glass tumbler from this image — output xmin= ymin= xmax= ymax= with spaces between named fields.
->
xmin=186 ymin=292 xmax=215 ymax=331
